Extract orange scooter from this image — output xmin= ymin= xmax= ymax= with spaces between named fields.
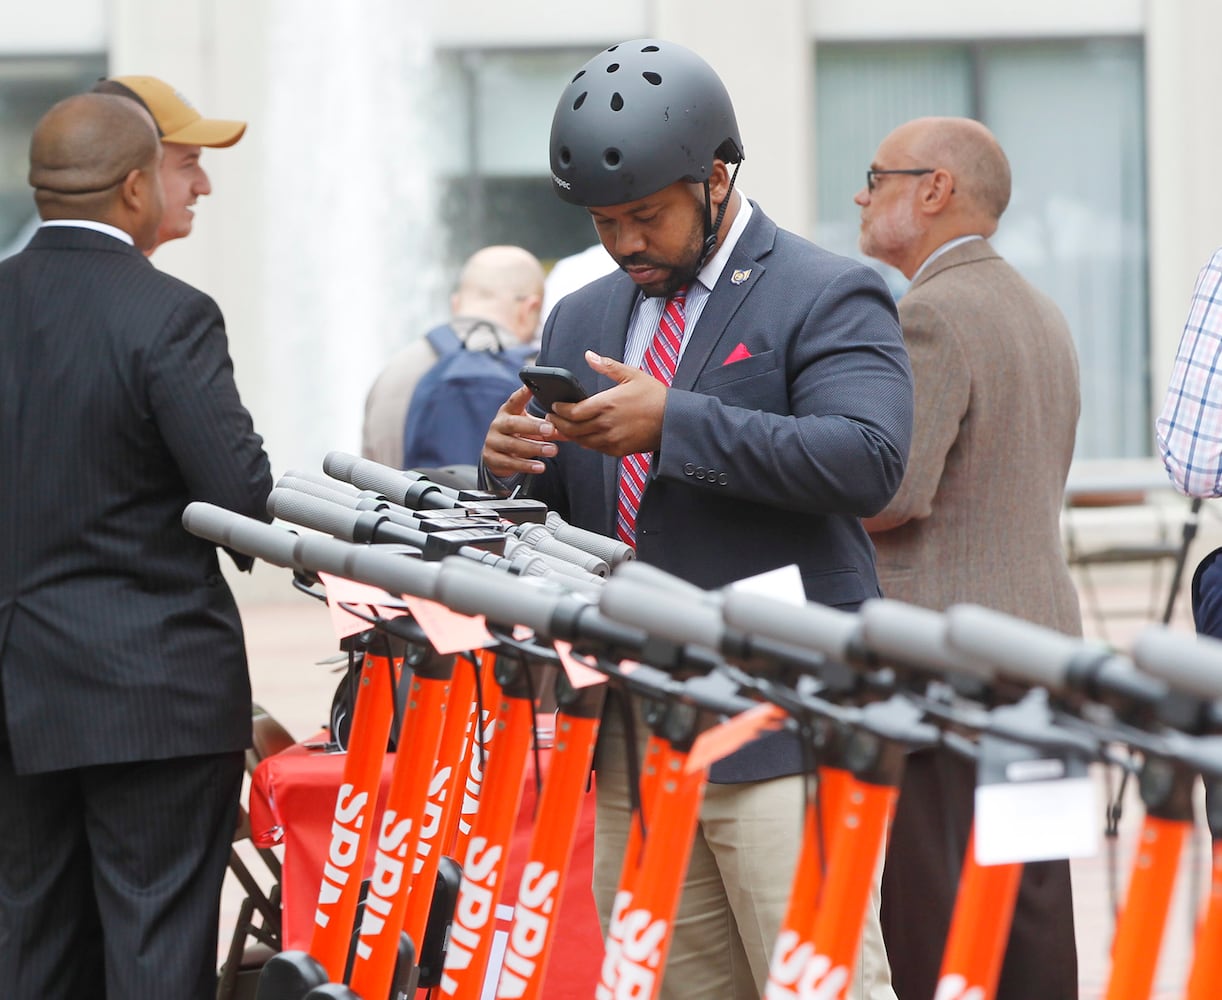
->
xmin=436 ymin=636 xmax=560 ymax=1000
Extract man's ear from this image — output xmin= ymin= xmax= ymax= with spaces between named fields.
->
xmin=120 ymin=167 xmax=153 ymax=215
xmin=920 ymin=168 xmax=956 ymax=215
xmin=707 ymin=159 xmax=732 ymax=207
xmin=517 ymin=293 xmax=543 ymax=339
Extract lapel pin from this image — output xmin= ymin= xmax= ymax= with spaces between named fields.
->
xmin=730 ymin=268 xmax=752 ymax=285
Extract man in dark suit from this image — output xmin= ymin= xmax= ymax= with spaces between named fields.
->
xmin=482 ymin=39 xmax=912 ymax=999
xmin=0 ymin=93 xmax=272 ymax=999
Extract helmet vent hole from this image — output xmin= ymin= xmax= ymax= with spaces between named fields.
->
xmin=607 ymin=62 xmax=620 ymax=73
xmin=642 ymin=72 xmax=662 ymax=86
xmin=641 ymin=45 xmax=659 ymax=53
xmin=571 ymin=69 xmax=586 ymax=83
xmin=610 ymin=92 xmax=624 ymax=111
xmin=572 ymin=92 xmax=587 ymax=111
xmin=608 ymin=44 xmax=619 ymax=52
xmin=558 ymin=147 xmax=572 ymax=167
xmin=604 ymin=148 xmax=622 ymax=168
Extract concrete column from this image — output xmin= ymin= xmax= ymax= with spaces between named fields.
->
xmin=109 ymin=0 xmax=270 ymax=450
xmin=650 ymin=1 xmax=813 ymax=236
xmin=1145 ymin=0 xmax=1222 ymax=418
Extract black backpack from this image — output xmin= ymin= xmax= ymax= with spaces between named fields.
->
xmin=401 ymin=323 xmax=535 ymax=470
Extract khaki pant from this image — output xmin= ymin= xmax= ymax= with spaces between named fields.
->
xmin=593 ymin=707 xmax=897 ymax=1000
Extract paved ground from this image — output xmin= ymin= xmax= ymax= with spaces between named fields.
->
xmin=220 ymin=523 xmax=1217 ymax=997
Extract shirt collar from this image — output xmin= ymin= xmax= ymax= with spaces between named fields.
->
xmin=39 ymin=219 xmax=135 ymax=246
xmin=911 ymin=233 xmax=982 ymax=282
xmin=694 ymin=195 xmax=753 ymax=292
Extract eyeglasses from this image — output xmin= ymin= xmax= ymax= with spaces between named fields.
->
xmin=866 ymin=168 xmax=934 ymax=193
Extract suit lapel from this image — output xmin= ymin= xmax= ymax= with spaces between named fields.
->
xmin=589 ymin=208 xmax=777 ymax=528
xmin=590 ymin=274 xmax=640 ymax=387
xmin=593 ymin=274 xmax=640 ymax=525
xmin=672 ymin=207 xmax=774 ymax=391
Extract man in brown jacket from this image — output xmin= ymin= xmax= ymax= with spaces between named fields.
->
xmin=855 ymin=116 xmax=1081 ymax=1000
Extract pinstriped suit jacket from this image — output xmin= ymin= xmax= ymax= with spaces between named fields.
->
xmin=0 ymin=226 xmax=272 ymax=774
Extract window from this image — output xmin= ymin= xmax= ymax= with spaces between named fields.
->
xmin=433 ymin=49 xmax=603 ymax=269
xmin=815 ymin=39 xmax=1147 ymax=459
xmin=0 ymin=55 xmax=107 ymax=257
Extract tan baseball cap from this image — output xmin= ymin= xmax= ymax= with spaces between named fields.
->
xmin=94 ymin=75 xmax=246 ymax=148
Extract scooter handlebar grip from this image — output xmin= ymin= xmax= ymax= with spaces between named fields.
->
xmin=1132 ymin=625 xmax=1222 ymax=702
xmin=720 ymin=589 xmax=858 ymax=661
xmin=609 ymin=560 xmax=709 ymax=597
xmin=522 ymin=533 xmax=611 ymax=577
xmin=323 ymin=451 xmax=439 ymax=505
xmin=598 ymin=573 xmax=723 ymax=648
xmin=281 ymin=467 xmax=360 ymax=495
xmin=267 ymin=487 xmax=360 ymax=541
xmin=510 ymin=553 xmax=605 ymax=600
xmin=295 ymin=533 xmax=439 ymax=601
xmin=944 ymin=603 xmax=1077 ymax=691
xmin=275 ymin=476 xmax=363 ymax=509
xmin=859 ymin=599 xmax=994 ymax=681
xmin=544 ymin=512 xmax=635 ymax=568
xmin=435 ymin=557 xmax=570 ymax=634
xmin=182 ymin=503 xmax=300 ymax=569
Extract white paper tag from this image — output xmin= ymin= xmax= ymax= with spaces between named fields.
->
xmin=974 ymin=775 xmax=1098 ymax=865
xmin=728 ymin=563 xmax=806 ymax=603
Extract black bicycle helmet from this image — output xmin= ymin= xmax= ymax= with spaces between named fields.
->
xmin=549 ymin=38 xmax=744 ymax=208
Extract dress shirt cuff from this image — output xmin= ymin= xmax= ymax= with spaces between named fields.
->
xmin=478 ymin=463 xmax=527 ymax=496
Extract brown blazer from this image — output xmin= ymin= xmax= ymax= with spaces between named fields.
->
xmin=870 ymin=238 xmax=1082 ymax=1000
xmin=869 ymin=237 xmax=1082 ymax=634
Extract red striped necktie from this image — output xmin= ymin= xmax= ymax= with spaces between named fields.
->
xmin=615 ymin=286 xmax=688 ymax=547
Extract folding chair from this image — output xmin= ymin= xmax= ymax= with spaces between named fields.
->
xmin=216 ymin=705 xmax=297 ymax=1000
xmin=1062 ymin=476 xmax=1202 ymax=640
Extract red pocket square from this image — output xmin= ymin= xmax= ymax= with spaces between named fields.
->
xmin=723 ymin=342 xmax=752 ymax=365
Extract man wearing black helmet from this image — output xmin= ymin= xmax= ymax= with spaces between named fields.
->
xmin=482 ymin=39 xmax=912 ymax=999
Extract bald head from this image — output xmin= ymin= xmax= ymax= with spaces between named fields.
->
xmin=29 ymin=93 xmax=164 ymax=248
xmin=856 ymin=115 xmax=1013 ymax=278
xmin=31 ymin=93 xmax=160 ymax=206
xmin=452 ymin=246 xmax=546 ymax=343
xmin=901 ymin=116 xmax=1011 ymax=223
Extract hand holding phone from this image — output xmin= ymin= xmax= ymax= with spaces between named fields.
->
xmin=519 ymin=365 xmax=590 ymax=416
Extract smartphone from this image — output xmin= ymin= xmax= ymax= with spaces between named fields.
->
xmin=519 ymin=364 xmax=590 ymax=416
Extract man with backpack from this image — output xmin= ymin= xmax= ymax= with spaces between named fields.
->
xmin=361 ymin=244 xmax=545 ymax=469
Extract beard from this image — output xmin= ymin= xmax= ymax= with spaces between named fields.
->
xmin=859 ymin=198 xmax=921 ymax=269
xmin=615 ymin=206 xmax=707 ymax=299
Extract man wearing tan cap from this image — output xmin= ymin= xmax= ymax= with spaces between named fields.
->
xmin=92 ymin=75 xmax=245 ymax=252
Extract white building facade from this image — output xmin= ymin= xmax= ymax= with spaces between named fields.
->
xmin=3 ymin=0 xmax=1220 ymax=474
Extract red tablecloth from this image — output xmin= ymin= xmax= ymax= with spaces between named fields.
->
xmin=249 ymin=732 xmax=602 ymax=998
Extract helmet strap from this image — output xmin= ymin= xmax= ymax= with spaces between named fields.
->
xmin=698 ymin=160 xmax=742 ymax=269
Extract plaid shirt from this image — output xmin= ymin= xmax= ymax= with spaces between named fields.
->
xmin=1157 ymin=247 xmax=1222 ymax=496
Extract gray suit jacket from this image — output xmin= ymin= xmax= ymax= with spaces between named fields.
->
xmin=869 ymin=238 xmax=1082 ymax=634
xmin=526 ymin=205 xmax=914 ymax=780
xmin=0 ymin=226 xmax=272 ymax=774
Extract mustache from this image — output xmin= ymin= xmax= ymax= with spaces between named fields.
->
xmin=618 ymin=254 xmax=669 ymax=269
